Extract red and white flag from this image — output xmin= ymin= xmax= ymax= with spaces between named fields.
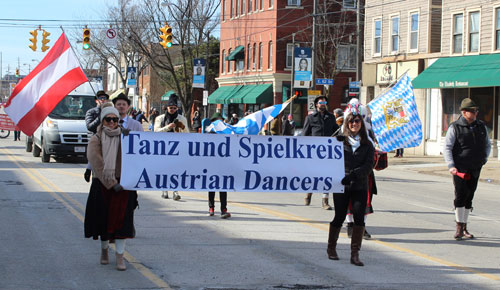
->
xmin=4 ymin=32 xmax=88 ymax=136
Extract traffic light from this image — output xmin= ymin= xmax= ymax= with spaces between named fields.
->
xmin=159 ymin=25 xmax=173 ymax=48
xmin=29 ymin=30 xmax=38 ymax=51
xmin=16 ymin=69 xmax=20 ymax=77
xmin=83 ymin=28 xmax=91 ymax=50
xmin=41 ymin=30 xmax=51 ymax=52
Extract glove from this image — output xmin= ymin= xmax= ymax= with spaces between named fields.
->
xmin=341 ymin=175 xmax=351 ymax=185
xmin=84 ymin=169 xmax=91 ymax=183
xmin=121 ymin=127 xmax=131 ymax=136
xmin=112 ymin=183 xmax=124 ymax=192
xmin=336 ymin=135 xmax=345 ymax=142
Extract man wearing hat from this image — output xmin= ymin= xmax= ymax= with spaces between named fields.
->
xmin=444 ymin=98 xmax=491 ymax=240
xmin=83 ymin=90 xmax=110 ymax=182
xmin=112 ymin=93 xmax=143 ymax=132
xmin=154 ymin=93 xmax=189 ymax=201
xmin=302 ymin=96 xmax=339 ymax=210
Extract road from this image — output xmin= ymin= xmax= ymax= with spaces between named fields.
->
xmin=1 ymin=136 xmax=499 ymax=289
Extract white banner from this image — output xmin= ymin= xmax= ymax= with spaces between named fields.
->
xmin=121 ymin=132 xmax=345 ymax=193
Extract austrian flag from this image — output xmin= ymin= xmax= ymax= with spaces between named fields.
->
xmin=4 ymin=32 xmax=88 ymax=136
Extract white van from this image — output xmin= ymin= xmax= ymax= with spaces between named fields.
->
xmin=26 ymin=81 xmax=103 ymax=162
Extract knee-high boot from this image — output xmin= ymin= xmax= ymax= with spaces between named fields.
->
xmin=327 ymin=223 xmax=341 ymax=260
xmin=350 ymin=225 xmax=365 ymax=266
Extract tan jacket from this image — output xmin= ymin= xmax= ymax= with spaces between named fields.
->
xmin=154 ymin=113 xmax=189 ymax=133
xmin=87 ymin=125 xmax=122 ymax=189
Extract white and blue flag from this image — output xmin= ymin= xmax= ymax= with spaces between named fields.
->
xmin=367 ymin=74 xmax=422 ymax=152
xmin=206 ymin=103 xmax=289 ymax=135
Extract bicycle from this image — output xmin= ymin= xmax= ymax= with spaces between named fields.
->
xmin=0 ymin=129 xmax=10 ymax=138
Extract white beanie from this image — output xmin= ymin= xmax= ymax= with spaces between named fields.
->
xmin=100 ymin=105 xmax=120 ymax=121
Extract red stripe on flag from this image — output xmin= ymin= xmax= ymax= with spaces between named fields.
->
xmin=16 ymin=68 xmax=87 ymax=136
xmin=5 ymin=33 xmax=71 ymax=107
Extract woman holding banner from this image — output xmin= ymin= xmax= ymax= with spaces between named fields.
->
xmin=327 ymin=104 xmax=374 ymax=266
xmin=84 ymin=106 xmax=138 ymax=271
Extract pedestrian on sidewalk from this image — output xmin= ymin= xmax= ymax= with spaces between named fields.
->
xmin=327 ymin=106 xmax=374 ymax=266
xmin=443 ymin=98 xmax=490 ymax=240
xmin=302 ymin=96 xmax=339 ymax=210
xmin=84 ymin=106 xmax=138 ymax=271
xmin=154 ymin=94 xmax=189 ymax=200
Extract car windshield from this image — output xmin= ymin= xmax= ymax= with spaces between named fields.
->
xmin=49 ymin=95 xmax=95 ymax=120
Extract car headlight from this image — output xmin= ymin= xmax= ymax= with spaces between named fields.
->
xmin=47 ymin=119 xmax=58 ymax=128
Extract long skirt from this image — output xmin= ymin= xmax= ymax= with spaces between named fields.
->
xmin=84 ymin=178 xmax=138 ymax=241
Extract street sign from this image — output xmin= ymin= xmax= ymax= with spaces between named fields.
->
xmin=203 ymin=90 xmax=208 ymax=106
xmin=104 ymin=28 xmax=117 ymax=47
xmin=316 ymin=78 xmax=334 ymax=85
xmin=307 ymin=90 xmax=321 ymax=113
xmin=307 ymin=90 xmax=322 ymax=95
xmin=349 ymin=81 xmax=361 ymax=88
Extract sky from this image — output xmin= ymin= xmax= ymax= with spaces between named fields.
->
xmin=0 ymin=0 xmax=109 ymax=77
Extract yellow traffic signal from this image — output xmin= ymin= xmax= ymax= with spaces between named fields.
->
xmin=29 ymin=30 xmax=38 ymax=51
xmin=83 ymin=28 xmax=91 ymax=50
xmin=159 ymin=25 xmax=173 ymax=48
xmin=41 ymin=30 xmax=51 ymax=52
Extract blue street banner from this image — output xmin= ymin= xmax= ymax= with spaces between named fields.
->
xmin=294 ymin=47 xmax=312 ymax=82
xmin=367 ymin=74 xmax=423 ymax=152
xmin=193 ymin=58 xmax=206 ymax=88
xmin=120 ymin=132 xmax=345 ymax=193
xmin=127 ymin=67 xmax=137 ymax=87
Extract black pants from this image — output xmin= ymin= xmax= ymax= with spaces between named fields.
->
xmin=453 ymin=168 xmax=481 ymax=209
xmin=331 ymin=189 xmax=367 ymax=227
xmin=396 ymin=148 xmax=404 ymax=156
xmin=208 ymin=192 xmax=227 ymax=211
xmin=14 ymin=131 xmax=21 ymax=141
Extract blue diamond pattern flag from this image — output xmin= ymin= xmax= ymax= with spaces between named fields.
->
xmin=206 ymin=102 xmax=289 ymax=135
xmin=367 ymin=74 xmax=422 ymax=152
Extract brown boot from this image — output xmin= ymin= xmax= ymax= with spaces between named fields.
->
xmin=322 ymin=198 xmax=332 ymax=210
xmin=454 ymin=222 xmax=464 ymax=240
xmin=463 ymin=223 xmax=474 ymax=239
xmin=350 ymin=225 xmax=365 ymax=266
xmin=327 ymin=223 xmax=341 ymax=260
xmin=100 ymin=248 xmax=109 ymax=265
xmin=116 ymin=253 xmax=126 ymax=271
xmin=304 ymin=193 xmax=312 ymax=206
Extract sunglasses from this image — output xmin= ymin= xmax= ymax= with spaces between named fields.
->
xmin=97 ymin=97 xmax=108 ymax=101
xmin=104 ymin=117 xmax=119 ymax=123
xmin=348 ymin=119 xmax=362 ymax=124
xmin=167 ymin=106 xmax=177 ymax=110
xmin=317 ymin=101 xmax=327 ymax=105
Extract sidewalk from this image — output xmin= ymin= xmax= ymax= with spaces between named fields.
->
xmin=387 ymin=155 xmax=500 ymax=185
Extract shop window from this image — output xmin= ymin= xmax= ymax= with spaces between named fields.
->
xmin=453 ymin=14 xmax=463 ymax=53
xmin=469 ymin=11 xmax=480 ymax=52
xmin=410 ymin=12 xmax=419 ymax=51
xmin=374 ymin=19 xmax=382 ymax=55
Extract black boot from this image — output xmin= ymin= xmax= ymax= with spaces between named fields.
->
xmin=350 ymin=225 xmax=365 ymax=266
xmin=363 ymin=228 xmax=371 ymax=239
xmin=304 ymin=193 xmax=312 ymax=206
xmin=346 ymin=222 xmax=353 ymax=238
xmin=327 ymin=223 xmax=341 ymax=260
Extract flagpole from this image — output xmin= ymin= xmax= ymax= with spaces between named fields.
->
xmin=369 ymin=69 xmax=410 ymax=103
xmin=60 ymin=26 xmax=97 ymax=96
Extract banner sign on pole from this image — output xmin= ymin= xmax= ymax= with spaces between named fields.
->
xmin=294 ymin=47 xmax=312 ymax=88
xmin=127 ymin=67 xmax=137 ymax=87
xmin=193 ymin=58 xmax=206 ymax=89
xmin=121 ymin=132 xmax=345 ymax=193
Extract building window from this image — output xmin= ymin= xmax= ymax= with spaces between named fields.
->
xmin=259 ymin=0 xmax=263 ymax=10
xmin=268 ymin=41 xmax=273 ymax=69
xmin=255 ymin=0 xmax=258 ymax=11
xmin=228 ymin=49 xmax=232 ymax=72
xmin=223 ymin=0 xmax=226 ymax=20
xmin=253 ymin=43 xmax=257 ymax=69
xmin=410 ymin=12 xmax=419 ymax=50
xmin=336 ymin=45 xmax=357 ymax=70
xmin=286 ymin=44 xmax=293 ymax=68
xmin=288 ymin=0 xmax=300 ymax=6
xmin=469 ymin=11 xmax=480 ymax=52
xmin=453 ymin=14 xmax=463 ymax=53
xmin=238 ymin=59 xmax=245 ymax=71
xmin=496 ymin=9 xmax=500 ymax=50
xmin=259 ymin=42 xmax=263 ymax=69
xmin=241 ymin=0 xmax=246 ymax=14
xmin=235 ymin=0 xmax=239 ymax=16
xmin=343 ymin=0 xmax=355 ymax=9
xmin=247 ymin=44 xmax=251 ymax=70
xmin=230 ymin=0 xmax=234 ymax=18
xmin=248 ymin=0 xmax=252 ymax=12
xmin=374 ymin=19 xmax=381 ymax=55
xmin=222 ymin=50 xmax=226 ymax=73
xmin=269 ymin=0 xmax=273 ymax=8
xmin=391 ymin=16 xmax=399 ymax=52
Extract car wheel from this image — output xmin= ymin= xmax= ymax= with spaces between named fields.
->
xmin=26 ymin=136 xmax=33 ymax=152
xmin=32 ymin=143 xmax=41 ymax=157
xmin=41 ymin=140 xmax=50 ymax=163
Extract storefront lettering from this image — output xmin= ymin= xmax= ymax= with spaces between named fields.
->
xmin=439 ymin=81 xmax=469 ymax=88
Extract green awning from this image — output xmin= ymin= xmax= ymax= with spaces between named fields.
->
xmin=413 ymin=54 xmax=500 ymax=89
xmin=225 ymin=45 xmax=245 ymax=61
xmin=160 ymin=90 xmax=175 ymax=101
xmin=208 ymin=85 xmax=243 ymax=104
xmin=227 ymin=84 xmax=273 ymax=104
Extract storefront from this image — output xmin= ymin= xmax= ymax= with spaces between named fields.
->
xmin=413 ymin=55 xmax=500 ymax=157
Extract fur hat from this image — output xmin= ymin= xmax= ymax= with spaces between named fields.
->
xmin=167 ymin=93 xmax=179 ymax=107
xmin=100 ymin=104 xmax=120 ymax=121
xmin=112 ymin=93 xmax=131 ymax=105
xmin=460 ymin=98 xmax=478 ymax=110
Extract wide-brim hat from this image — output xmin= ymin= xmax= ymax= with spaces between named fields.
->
xmin=167 ymin=93 xmax=179 ymax=107
xmin=460 ymin=98 xmax=478 ymax=110
xmin=112 ymin=93 xmax=131 ymax=106
xmin=314 ymin=95 xmax=327 ymax=105
xmin=95 ymin=90 xmax=109 ymax=99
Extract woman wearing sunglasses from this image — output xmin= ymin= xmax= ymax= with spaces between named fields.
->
xmin=327 ymin=104 xmax=374 ymax=266
xmin=84 ymin=104 xmax=138 ymax=271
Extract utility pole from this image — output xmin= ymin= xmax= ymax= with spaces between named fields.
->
xmin=311 ymin=0 xmax=317 ymax=89
xmin=290 ymin=33 xmax=296 ymax=115
xmin=356 ymin=0 xmax=361 ymax=82
xmin=204 ymin=29 xmax=210 ymax=119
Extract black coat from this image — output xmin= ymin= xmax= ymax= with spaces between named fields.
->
xmin=344 ymin=141 xmax=375 ymax=192
xmin=302 ymin=111 xmax=338 ymax=137
xmin=85 ymin=106 xmax=101 ymax=134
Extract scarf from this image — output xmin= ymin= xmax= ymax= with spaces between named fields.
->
xmin=161 ymin=111 xmax=178 ymax=127
xmin=101 ymin=126 xmax=121 ymax=186
xmin=348 ymin=134 xmax=361 ymax=152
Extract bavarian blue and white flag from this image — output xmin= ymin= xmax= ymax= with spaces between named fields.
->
xmin=367 ymin=74 xmax=422 ymax=152
xmin=206 ymin=103 xmax=288 ymax=135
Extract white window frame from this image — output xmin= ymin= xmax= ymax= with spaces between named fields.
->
xmin=235 ymin=0 xmax=240 ymax=17
xmin=221 ymin=50 xmax=226 ymax=74
xmin=259 ymin=42 xmax=263 ymax=70
xmin=222 ymin=0 xmax=226 ymax=21
xmin=247 ymin=44 xmax=252 ymax=70
xmin=228 ymin=49 xmax=233 ymax=73
xmin=248 ymin=0 xmax=252 ymax=13
xmin=342 ymin=0 xmax=356 ymax=10
xmin=408 ymin=11 xmax=419 ymax=52
xmin=373 ymin=18 xmax=382 ymax=56
xmin=230 ymin=0 xmax=234 ymax=18
xmin=286 ymin=43 xmax=299 ymax=68
xmin=336 ymin=45 xmax=357 ymax=71
xmin=467 ymin=10 xmax=480 ymax=53
xmin=269 ymin=0 xmax=274 ymax=9
xmin=494 ymin=6 xmax=500 ymax=51
xmin=241 ymin=0 xmax=246 ymax=15
xmin=451 ymin=12 xmax=464 ymax=54
xmin=268 ymin=41 xmax=273 ymax=70
xmin=390 ymin=15 xmax=400 ymax=54
xmin=253 ymin=43 xmax=257 ymax=70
